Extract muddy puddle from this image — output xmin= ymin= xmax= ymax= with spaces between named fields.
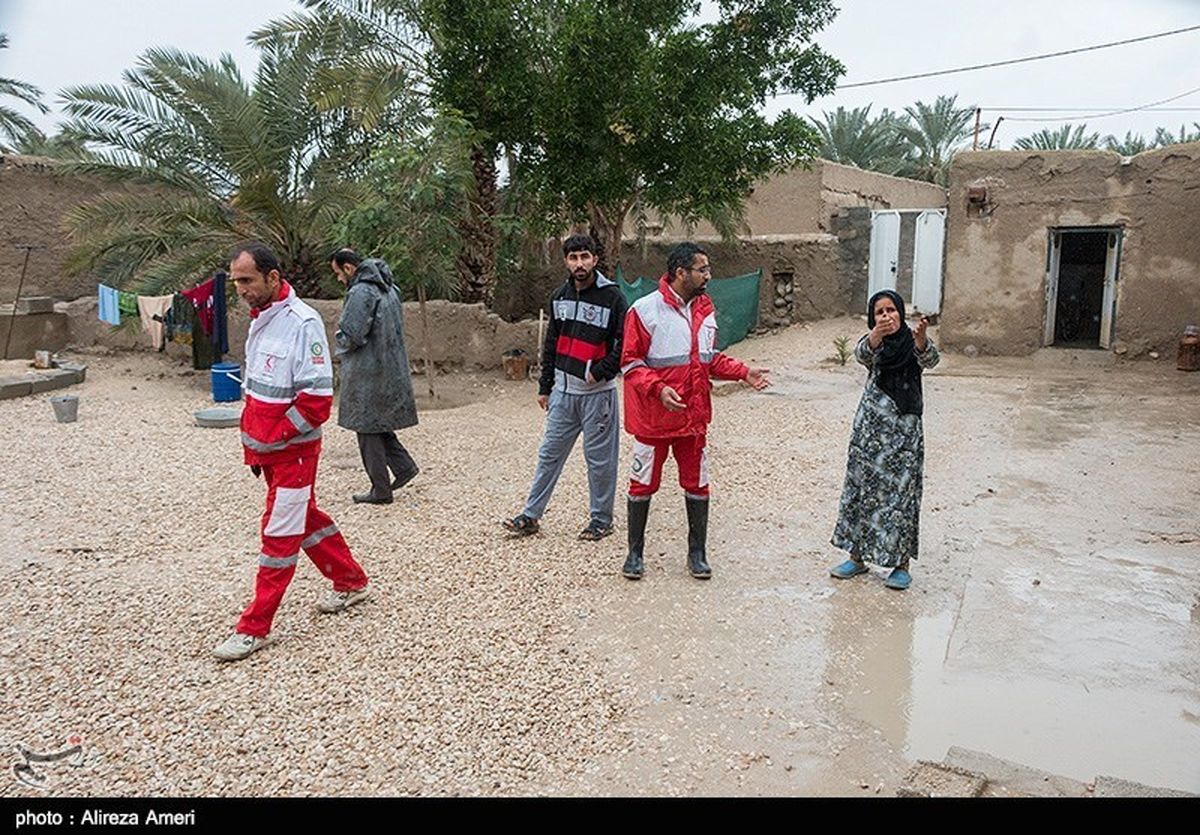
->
xmin=828 ymin=602 xmax=1200 ymax=792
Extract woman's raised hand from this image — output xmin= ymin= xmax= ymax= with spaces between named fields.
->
xmin=868 ymin=316 xmax=899 ymax=349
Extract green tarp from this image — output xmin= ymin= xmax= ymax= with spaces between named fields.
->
xmin=617 ymin=268 xmax=761 ymax=350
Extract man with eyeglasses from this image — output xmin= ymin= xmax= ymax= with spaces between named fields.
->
xmin=619 ymin=242 xmax=771 ymax=580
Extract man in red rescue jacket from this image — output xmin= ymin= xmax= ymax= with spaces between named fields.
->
xmin=620 ymin=242 xmax=771 ymax=580
xmin=212 ymin=242 xmax=369 ymax=662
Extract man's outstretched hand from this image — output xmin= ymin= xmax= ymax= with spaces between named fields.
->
xmin=745 ymin=368 xmax=771 ymax=391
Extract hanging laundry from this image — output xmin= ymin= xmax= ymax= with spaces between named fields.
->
xmin=191 ymin=306 xmax=215 ymax=370
xmin=97 ymin=285 xmax=121 ymax=325
xmin=137 ymin=294 xmax=174 ymax=350
xmin=117 ymin=291 xmax=139 ymax=319
xmin=211 ymin=272 xmax=229 ymax=359
xmin=170 ymin=293 xmax=193 ymax=345
xmin=181 ymin=278 xmax=216 ymax=337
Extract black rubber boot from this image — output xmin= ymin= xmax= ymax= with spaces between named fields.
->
xmin=622 ymin=498 xmax=650 ymax=580
xmin=685 ymin=496 xmax=711 ymax=579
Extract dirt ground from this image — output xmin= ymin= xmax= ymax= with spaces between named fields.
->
xmin=1 ymin=318 xmax=1197 ymax=797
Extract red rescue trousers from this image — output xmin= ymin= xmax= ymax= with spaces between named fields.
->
xmin=237 ymin=455 xmax=367 ymax=637
xmin=627 ymin=434 xmax=710 ymax=499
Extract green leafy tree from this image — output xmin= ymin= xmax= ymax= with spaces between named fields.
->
xmin=521 ymin=0 xmax=843 ymax=271
xmin=58 ymin=39 xmax=391 ymax=296
xmin=260 ymin=0 xmax=844 ymax=288
xmin=1013 ymin=123 xmax=1101 ymax=150
xmin=336 ymin=110 xmax=478 ymax=397
xmin=809 ymin=105 xmax=909 ymax=174
xmin=1103 ymin=131 xmax=1155 ymax=156
xmin=0 ymin=33 xmax=48 ymax=151
xmin=895 ymin=94 xmax=980 ymax=185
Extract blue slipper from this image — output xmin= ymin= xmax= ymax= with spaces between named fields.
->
xmin=830 ymin=559 xmax=869 ymax=579
xmin=884 ymin=567 xmax=912 ymax=590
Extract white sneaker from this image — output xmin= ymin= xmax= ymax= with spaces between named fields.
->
xmin=317 ymin=587 xmax=370 ymax=614
xmin=212 ymin=632 xmax=272 ymax=661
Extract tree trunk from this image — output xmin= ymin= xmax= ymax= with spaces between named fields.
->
xmin=588 ymin=202 xmax=627 ymax=281
xmin=457 ymin=144 xmax=499 ymax=305
xmin=417 ymin=282 xmax=436 ymax=399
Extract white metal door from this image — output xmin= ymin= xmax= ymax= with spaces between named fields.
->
xmin=868 ymin=211 xmax=901 ymax=298
xmin=1099 ymin=230 xmax=1122 ymax=349
xmin=1043 ymin=231 xmax=1062 ymax=346
xmin=911 ymin=209 xmax=946 ymax=314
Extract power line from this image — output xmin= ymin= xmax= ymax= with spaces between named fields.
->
xmin=836 ymin=24 xmax=1200 ymax=90
xmin=982 ymin=107 xmax=1200 ymax=112
xmin=996 ymin=84 xmax=1200 ymax=122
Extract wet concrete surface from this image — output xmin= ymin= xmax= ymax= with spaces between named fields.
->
xmin=561 ymin=321 xmax=1200 ymax=795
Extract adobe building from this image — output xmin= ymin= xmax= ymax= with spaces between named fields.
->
xmin=941 ymin=144 xmax=1200 ymax=356
xmin=618 ymin=160 xmax=947 ymax=326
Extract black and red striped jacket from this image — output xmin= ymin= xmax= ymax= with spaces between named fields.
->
xmin=538 ymin=272 xmax=628 ymax=396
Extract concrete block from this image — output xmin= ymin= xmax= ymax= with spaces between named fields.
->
xmin=29 ymin=369 xmax=78 ymax=394
xmin=1093 ymin=775 xmax=1195 ymax=798
xmin=897 ymin=760 xmax=987 ymax=798
xmin=0 ymin=378 xmax=33 ymax=400
xmin=15 ymin=296 xmax=55 ymax=314
xmin=55 ymin=361 xmax=87 ymax=384
xmin=943 ymin=747 xmax=1089 ymax=797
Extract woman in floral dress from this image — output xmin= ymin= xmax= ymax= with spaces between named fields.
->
xmin=830 ymin=290 xmax=939 ymax=590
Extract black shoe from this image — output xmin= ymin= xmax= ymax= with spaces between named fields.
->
xmin=579 ymin=519 xmax=614 ymax=541
xmin=501 ymin=514 xmax=540 ymax=536
xmin=623 ymin=497 xmax=650 ymax=580
xmin=390 ymin=466 xmax=419 ymax=491
xmin=353 ymin=491 xmax=393 ymax=505
xmin=685 ymin=496 xmax=711 ymax=579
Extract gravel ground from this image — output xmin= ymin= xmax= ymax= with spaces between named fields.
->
xmin=0 ymin=349 xmax=638 ymax=796
xmin=3 ymin=319 xmax=1197 ymax=797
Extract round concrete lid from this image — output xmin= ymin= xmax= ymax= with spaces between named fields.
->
xmin=194 ymin=407 xmax=241 ymax=428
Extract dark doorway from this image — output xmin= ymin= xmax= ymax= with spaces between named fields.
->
xmin=1053 ymin=231 xmax=1108 ymax=347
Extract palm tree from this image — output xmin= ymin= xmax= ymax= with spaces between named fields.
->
xmin=0 ymin=33 xmax=48 ymax=151
xmin=1103 ymin=131 xmax=1156 ymax=156
xmin=809 ymin=105 xmax=910 ymax=174
xmin=1153 ymin=123 xmax=1200 ymax=147
xmin=254 ymin=0 xmax=521 ymax=305
xmin=1013 ymin=123 xmax=1100 ymax=150
xmin=59 ymin=39 xmax=386 ymax=296
xmin=13 ymin=125 xmax=94 ymax=160
xmin=895 ymin=94 xmax=980 ymax=185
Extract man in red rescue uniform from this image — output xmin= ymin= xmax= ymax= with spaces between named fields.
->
xmin=620 ymin=242 xmax=771 ymax=580
xmin=213 ymin=242 xmax=369 ymax=661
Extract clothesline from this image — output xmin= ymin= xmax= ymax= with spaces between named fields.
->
xmin=96 ymin=273 xmax=230 ymax=370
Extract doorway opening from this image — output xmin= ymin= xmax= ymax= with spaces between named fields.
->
xmin=1044 ymin=228 xmax=1121 ymax=349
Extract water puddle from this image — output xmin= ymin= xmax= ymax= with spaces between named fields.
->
xmin=834 ymin=610 xmax=1200 ymax=793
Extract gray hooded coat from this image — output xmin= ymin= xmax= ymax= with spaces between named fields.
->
xmin=335 ymin=259 xmax=419 ymax=433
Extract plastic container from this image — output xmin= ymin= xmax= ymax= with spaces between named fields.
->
xmin=210 ymin=361 xmax=242 ymax=402
xmin=51 ymin=394 xmax=79 ymax=423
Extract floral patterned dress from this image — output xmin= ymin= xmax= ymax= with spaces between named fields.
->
xmin=831 ymin=334 xmax=940 ymax=567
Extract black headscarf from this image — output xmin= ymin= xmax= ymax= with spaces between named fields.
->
xmin=866 ymin=290 xmax=924 ymax=416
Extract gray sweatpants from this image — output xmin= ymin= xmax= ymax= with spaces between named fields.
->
xmin=522 ymin=388 xmax=620 ymax=527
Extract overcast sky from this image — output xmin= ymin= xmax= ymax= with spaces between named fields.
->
xmin=2 ymin=0 xmax=1198 ymax=149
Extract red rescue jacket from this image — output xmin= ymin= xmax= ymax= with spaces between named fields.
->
xmin=621 ymin=275 xmax=749 ymax=439
xmin=240 ymin=282 xmax=334 ymax=465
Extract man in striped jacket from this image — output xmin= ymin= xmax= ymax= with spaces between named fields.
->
xmin=620 ymin=242 xmax=771 ymax=580
xmin=212 ymin=242 xmax=369 ymax=662
xmin=503 ymin=233 xmax=628 ymax=541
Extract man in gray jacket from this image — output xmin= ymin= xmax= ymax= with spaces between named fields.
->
xmin=331 ymin=249 xmax=419 ymax=505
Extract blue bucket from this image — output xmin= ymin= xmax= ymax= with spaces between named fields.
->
xmin=210 ymin=361 xmax=242 ymax=402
